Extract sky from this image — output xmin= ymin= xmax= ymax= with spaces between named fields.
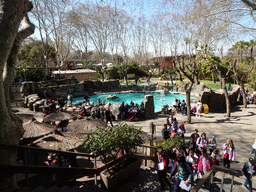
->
xmin=29 ymin=0 xmax=256 ymax=57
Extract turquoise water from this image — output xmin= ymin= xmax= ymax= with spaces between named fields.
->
xmin=73 ymin=92 xmax=187 ymax=112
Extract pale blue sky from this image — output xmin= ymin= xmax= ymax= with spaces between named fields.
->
xmin=29 ymin=0 xmax=256 ymax=56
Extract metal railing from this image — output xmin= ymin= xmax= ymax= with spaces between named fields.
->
xmin=191 ymin=165 xmax=238 ymax=192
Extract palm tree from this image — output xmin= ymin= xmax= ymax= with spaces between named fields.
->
xmin=249 ymin=40 xmax=256 ymax=59
xmin=232 ymin=40 xmax=249 ymax=63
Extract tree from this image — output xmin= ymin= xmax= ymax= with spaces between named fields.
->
xmin=32 ymin=0 xmax=76 ymax=67
xmin=174 ymin=58 xmax=201 ymax=123
xmin=153 ymin=61 xmax=161 ymax=75
xmin=18 ymin=40 xmax=56 ymax=68
xmin=230 ymin=59 xmax=254 ymax=108
xmin=0 ymin=1 xmax=35 ymax=191
xmin=95 ymin=64 xmax=107 ymax=82
xmin=208 ymin=56 xmax=232 ymax=117
xmin=117 ymin=62 xmax=130 ymax=86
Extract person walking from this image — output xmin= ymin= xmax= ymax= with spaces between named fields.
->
xmin=162 ymin=124 xmax=170 ymax=140
xmin=154 ymin=147 xmax=172 ymax=190
xmin=242 ymin=157 xmax=254 ymax=192
xmin=196 ymin=132 xmax=209 ymax=154
xmin=222 ymin=139 xmax=235 ymax=168
xmin=196 ymin=100 xmax=202 ymax=117
xmin=172 ymin=154 xmax=192 ymax=192
xmin=105 ymin=107 xmax=113 ymax=127
xmin=208 ymin=135 xmax=217 ymax=155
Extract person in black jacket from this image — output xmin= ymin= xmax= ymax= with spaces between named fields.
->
xmin=162 ymin=124 xmax=170 ymax=140
xmin=242 ymin=157 xmax=254 ymax=192
xmin=106 ymin=108 xmax=113 ymax=127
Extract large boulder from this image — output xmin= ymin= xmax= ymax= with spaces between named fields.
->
xmin=109 ymin=103 xmax=121 ymax=120
xmin=143 ymin=95 xmax=154 ymax=119
xmin=199 ymin=85 xmax=240 ymax=112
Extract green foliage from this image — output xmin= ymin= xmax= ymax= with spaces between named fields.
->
xmin=14 ymin=67 xmax=45 ymax=81
xmin=83 ymin=123 xmax=144 ymax=163
xmin=127 ymin=62 xmax=147 ymax=77
xmin=105 ymin=66 xmax=120 ymax=79
xmin=18 ymin=41 xmax=56 ymax=67
xmin=155 ymin=137 xmax=187 ymax=151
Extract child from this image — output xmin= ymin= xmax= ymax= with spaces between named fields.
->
xmin=177 ymin=123 xmax=186 ymax=138
xmin=168 ymin=152 xmax=177 ymax=176
xmin=171 ymin=129 xmax=178 ymax=139
xmin=194 ymin=148 xmax=201 ymax=159
xmin=189 ymin=137 xmax=196 ymax=151
xmin=208 ymin=135 xmax=217 ymax=155
xmin=186 ymin=149 xmax=198 ymax=179
xmin=173 ymin=145 xmax=186 ymax=157
xmin=222 ymin=139 xmax=235 ymax=168
xmin=196 ymin=132 xmax=209 ymax=153
xmin=250 ymin=140 xmax=256 ymax=165
xmin=172 ymin=154 xmax=192 ymax=192
xmin=242 ymin=157 xmax=254 ymax=192
xmin=171 ymin=118 xmax=178 ymax=130
xmin=190 ymin=129 xmax=199 ymax=148
xmin=198 ymin=150 xmax=214 ymax=176
xmin=211 ymin=149 xmax=221 ymax=166
xmin=154 ymin=147 xmax=172 ymax=190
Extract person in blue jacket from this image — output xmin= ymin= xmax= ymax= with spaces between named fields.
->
xmin=242 ymin=157 xmax=254 ymax=192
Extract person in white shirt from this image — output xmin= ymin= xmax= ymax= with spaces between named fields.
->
xmin=196 ymin=100 xmax=202 ymax=117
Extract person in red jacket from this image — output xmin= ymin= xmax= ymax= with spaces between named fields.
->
xmin=154 ymin=147 xmax=172 ymax=190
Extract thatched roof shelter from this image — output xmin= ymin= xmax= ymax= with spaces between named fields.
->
xmin=22 ymin=119 xmax=56 ymax=139
xmin=31 ymin=133 xmax=82 ymax=151
xmin=43 ymin=111 xmax=75 ymax=123
xmin=67 ymin=119 xmax=107 ymax=135
xmin=15 ymin=114 xmax=34 ymax=123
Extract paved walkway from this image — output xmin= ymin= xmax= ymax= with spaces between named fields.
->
xmin=14 ymin=102 xmax=256 ymax=191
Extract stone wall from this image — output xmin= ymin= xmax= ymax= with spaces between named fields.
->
xmin=143 ymin=95 xmax=154 ymax=119
xmin=199 ymin=85 xmax=240 ymax=112
xmin=20 ymin=79 xmax=120 ymax=100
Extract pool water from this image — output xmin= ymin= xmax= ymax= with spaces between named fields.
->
xmin=73 ymin=92 xmax=187 ymax=112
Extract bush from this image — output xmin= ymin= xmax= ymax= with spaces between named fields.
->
xmin=83 ymin=123 xmax=144 ymax=163
xmin=155 ymin=137 xmax=187 ymax=151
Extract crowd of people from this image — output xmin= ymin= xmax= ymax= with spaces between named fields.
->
xmin=158 ymin=112 xmax=239 ymax=191
xmin=119 ymin=101 xmax=145 ymax=120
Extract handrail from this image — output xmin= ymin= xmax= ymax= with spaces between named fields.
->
xmin=0 ymin=144 xmax=96 ymax=158
xmin=191 ymin=165 xmax=238 ymax=192
xmin=140 ymin=144 xmax=158 ymax=149
xmin=0 ymin=155 xmax=153 ymax=175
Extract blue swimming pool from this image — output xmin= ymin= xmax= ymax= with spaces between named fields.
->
xmin=72 ymin=92 xmax=187 ymax=112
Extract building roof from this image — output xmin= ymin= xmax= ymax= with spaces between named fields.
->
xmin=52 ymin=69 xmax=97 ymax=74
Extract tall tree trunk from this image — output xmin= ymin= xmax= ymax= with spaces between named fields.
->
xmin=239 ymin=82 xmax=247 ymax=108
xmin=0 ymin=2 xmax=34 ymax=191
xmin=186 ymin=90 xmax=191 ymax=123
xmin=185 ymin=83 xmax=193 ymax=123
xmin=221 ymin=78 xmax=231 ymax=117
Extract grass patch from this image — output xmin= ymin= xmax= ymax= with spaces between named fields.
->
xmin=119 ymin=79 xmax=144 ymax=85
xmin=201 ymin=80 xmax=221 ymax=89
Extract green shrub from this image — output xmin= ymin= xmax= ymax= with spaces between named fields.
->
xmin=155 ymin=137 xmax=187 ymax=151
xmin=83 ymin=123 xmax=144 ymax=163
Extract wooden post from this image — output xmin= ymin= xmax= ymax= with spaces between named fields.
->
xmin=149 ymin=122 xmax=155 ymax=157
xmin=230 ymin=175 xmax=234 ymax=192
xmin=145 ymin=147 xmax=147 ymax=167
xmin=220 ymin=172 xmax=225 ymax=192
xmin=94 ymin=157 xmax=97 ymax=185
xmin=210 ymin=173 xmax=214 ymax=192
